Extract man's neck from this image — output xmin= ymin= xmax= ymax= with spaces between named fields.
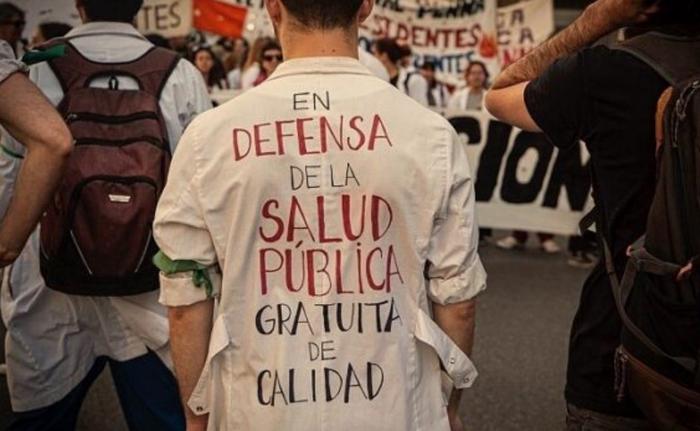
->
xmin=281 ymin=27 xmax=359 ymax=60
xmin=469 ymin=86 xmax=483 ymax=93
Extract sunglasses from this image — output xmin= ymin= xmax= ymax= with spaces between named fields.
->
xmin=0 ymin=20 xmax=25 ymax=28
xmin=263 ymin=54 xmax=283 ymax=62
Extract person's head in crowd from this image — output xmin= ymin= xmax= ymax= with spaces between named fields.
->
xmin=372 ymin=37 xmax=402 ymax=76
xmin=398 ymin=43 xmax=412 ymax=68
xmin=420 ymin=61 xmax=438 ymax=85
xmin=253 ymin=40 xmax=283 ymax=86
xmin=30 ymin=22 xmax=72 ymax=47
xmin=465 ymin=61 xmax=489 ymax=92
xmin=0 ymin=3 xmax=25 ymax=52
xmin=265 ymin=0 xmax=372 ymax=60
xmin=191 ymin=45 xmax=229 ymax=92
xmin=224 ymin=37 xmax=249 ymax=73
xmin=243 ymin=36 xmax=273 ymax=72
xmin=75 ymin=0 xmax=143 ymax=23
xmin=145 ymin=33 xmax=171 ymax=49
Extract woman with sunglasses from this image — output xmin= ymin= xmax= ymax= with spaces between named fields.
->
xmin=252 ymin=40 xmax=283 ymax=88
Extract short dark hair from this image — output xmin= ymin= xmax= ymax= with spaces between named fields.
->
xmin=0 ymin=3 xmax=24 ymax=21
xmin=280 ymin=0 xmax=363 ymax=30
xmin=39 ymin=22 xmax=72 ymax=40
xmin=421 ymin=61 xmax=437 ymax=72
xmin=82 ymin=0 xmax=143 ymax=23
xmin=374 ymin=37 xmax=402 ymax=64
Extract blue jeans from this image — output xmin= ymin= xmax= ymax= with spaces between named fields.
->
xmin=7 ymin=351 xmax=185 ymax=431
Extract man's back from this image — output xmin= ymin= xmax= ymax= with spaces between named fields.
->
xmin=524 ymin=44 xmax=667 ymax=416
xmin=155 ymin=57 xmax=486 ymax=430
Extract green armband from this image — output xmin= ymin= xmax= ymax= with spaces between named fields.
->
xmin=153 ymin=251 xmax=215 ymax=298
xmin=21 ymin=44 xmax=66 ymax=66
xmin=1 ymin=145 xmax=24 ymax=159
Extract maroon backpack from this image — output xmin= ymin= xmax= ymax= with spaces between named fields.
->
xmin=39 ymin=40 xmax=180 ymax=296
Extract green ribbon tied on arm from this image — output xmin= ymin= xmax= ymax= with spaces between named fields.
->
xmin=153 ymin=251 xmax=215 ymax=298
xmin=1 ymin=145 xmax=24 ymax=159
xmin=21 ymin=44 xmax=66 ymax=66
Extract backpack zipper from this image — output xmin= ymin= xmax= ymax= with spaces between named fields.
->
xmin=74 ymin=136 xmax=165 ymax=149
xmin=65 ymin=111 xmax=159 ymax=125
xmin=673 ymin=80 xmax=700 ymax=147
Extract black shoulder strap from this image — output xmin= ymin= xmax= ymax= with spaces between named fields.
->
xmin=614 ymin=32 xmax=700 ymax=85
xmin=403 ymin=71 xmax=418 ymax=94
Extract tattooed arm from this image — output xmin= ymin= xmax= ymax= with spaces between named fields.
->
xmin=485 ymin=0 xmax=661 ymax=131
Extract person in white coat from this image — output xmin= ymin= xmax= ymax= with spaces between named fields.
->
xmin=447 ymin=61 xmax=490 ymax=111
xmin=1 ymin=1 xmax=211 ymax=430
xmin=155 ymin=1 xmax=486 ymax=430
xmin=373 ymin=37 xmax=429 ymax=106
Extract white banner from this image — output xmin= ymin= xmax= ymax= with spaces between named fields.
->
xmin=135 ymin=0 xmax=193 ymax=38
xmin=445 ymin=109 xmax=592 ymax=235
xmin=359 ymin=0 xmax=499 ymax=83
xmin=497 ymin=0 xmax=554 ymax=67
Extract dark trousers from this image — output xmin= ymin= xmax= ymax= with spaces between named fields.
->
xmin=8 ymin=351 xmax=185 ymax=431
xmin=566 ymin=405 xmax=652 ymax=431
xmin=513 ymin=230 xmax=554 ymax=244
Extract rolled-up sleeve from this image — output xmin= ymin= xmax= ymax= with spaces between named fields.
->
xmin=426 ymin=129 xmax=486 ymax=305
xmin=154 ymin=119 xmax=220 ymax=307
xmin=0 ymin=41 xmax=25 ymax=84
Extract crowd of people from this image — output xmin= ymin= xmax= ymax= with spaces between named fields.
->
xmin=0 ymin=0 xmax=698 ymax=430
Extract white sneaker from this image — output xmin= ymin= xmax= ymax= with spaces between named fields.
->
xmin=541 ymin=239 xmax=562 ymax=254
xmin=496 ymin=236 xmax=525 ymax=250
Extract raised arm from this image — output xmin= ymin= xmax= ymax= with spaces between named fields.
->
xmin=0 ymin=72 xmax=72 ymax=266
xmin=485 ymin=0 xmax=661 ymax=131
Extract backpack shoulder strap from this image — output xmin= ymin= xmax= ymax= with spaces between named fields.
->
xmin=103 ymin=47 xmax=181 ymax=98
xmin=46 ymin=40 xmax=181 ymax=98
xmin=614 ymin=32 xmax=700 ymax=85
xmin=43 ymin=39 xmax=102 ymax=94
xmin=403 ymin=70 xmax=418 ymax=94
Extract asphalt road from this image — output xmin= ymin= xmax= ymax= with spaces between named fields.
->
xmin=0 ymin=238 xmax=587 ymax=431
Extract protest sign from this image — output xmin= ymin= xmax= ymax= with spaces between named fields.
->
xmin=445 ymin=109 xmax=592 ymax=235
xmin=136 ymin=0 xmax=193 ymax=38
xmin=359 ymin=0 xmax=499 ymax=83
xmin=217 ymin=0 xmax=272 ymax=39
xmin=497 ymin=0 xmax=555 ymax=67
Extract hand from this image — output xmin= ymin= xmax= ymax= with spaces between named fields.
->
xmin=591 ymin=0 xmax=662 ymax=27
xmin=186 ymin=414 xmax=209 ymax=431
xmin=448 ymin=409 xmax=466 ymax=431
xmin=0 ymin=241 xmax=20 ymax=268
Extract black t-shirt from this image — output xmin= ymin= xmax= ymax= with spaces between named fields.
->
xmin=525 ymin=45 xmax=668 ymax=416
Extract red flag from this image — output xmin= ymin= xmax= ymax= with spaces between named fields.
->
xmin=194 ymin=0 xmax=248 ymax=38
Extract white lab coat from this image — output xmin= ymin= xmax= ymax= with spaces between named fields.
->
xmin=154 ymin=57 xmax=486 ymax=430
xmin=398 ymin=66 xmax=430 ymax=107
xmin=0 ymin=21 xmax=212 ymax=412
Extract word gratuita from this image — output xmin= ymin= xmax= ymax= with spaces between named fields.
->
xmin=255 ymin=299 xmax=403 ymax=336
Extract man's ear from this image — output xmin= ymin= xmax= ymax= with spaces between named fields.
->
xmin=265 ymin=0 xmax=282 ymax=27
xmin=358 ymin=0 xmax=374 ymax=24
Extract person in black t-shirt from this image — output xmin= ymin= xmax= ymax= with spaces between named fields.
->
xmin=485 ymin=0 xmax=700 ymax=429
